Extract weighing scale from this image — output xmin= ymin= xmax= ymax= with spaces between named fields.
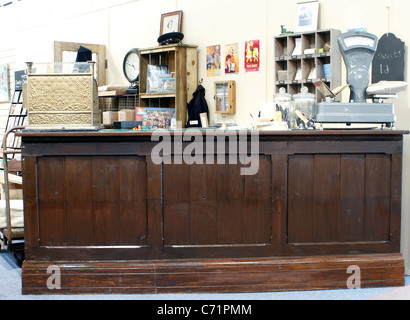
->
xmin=314 ymin=31 xmax=397 ymax=128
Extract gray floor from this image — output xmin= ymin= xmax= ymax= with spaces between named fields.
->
xmin=1 ymin=251 xmax=409 ymax=300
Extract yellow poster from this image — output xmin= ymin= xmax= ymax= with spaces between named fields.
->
xmin=225 ymin=43 xmax=239 ymax=74
xmin=206 ymin=45 xmax=221 ymax=77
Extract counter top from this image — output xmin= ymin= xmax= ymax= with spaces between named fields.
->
xmin=17 ymin=128 xmax=410 ymax=138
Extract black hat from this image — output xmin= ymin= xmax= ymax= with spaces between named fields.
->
xmin=157 ymin=32 xmax=184 ymax=46
xmin=76 ymin=46 xmax=92 ymax=62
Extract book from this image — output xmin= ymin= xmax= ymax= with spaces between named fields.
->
xmin=159 ymin=77 xmax=175 ymax=93
xmin=147 ymin=65 xmax=169 ymax=93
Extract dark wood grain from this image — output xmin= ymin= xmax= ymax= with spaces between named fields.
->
xmin=365 ymin=154 xmax=391 ymax=241
xmin=37 ymin=157 xmax=66 ymax=246
xmin=313 ymin=155 xmax=340 ymax=242
xmin=22 ymin=254 xmax=405 ymax=295
xmin=340 ymin=155 xmax=366 ymax=242
xmin=20 ymin=130 xmax=407 ymax=294
xmin=288 ymin=155 xmax=314 ymax=243
xmin=65 ymin=157 xmax=94 ymax=245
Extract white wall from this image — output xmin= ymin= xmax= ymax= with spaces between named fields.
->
xmin=1 ymin=0 xmax=410 ymax=273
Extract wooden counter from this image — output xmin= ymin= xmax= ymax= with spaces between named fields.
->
xmin=19 ymin=129 xmax=407 ymax=294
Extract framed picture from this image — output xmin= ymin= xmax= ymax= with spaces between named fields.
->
xmin=295 ymin=1 xmax=319 ymax=33
xmin=0 ymin=64 xmax=10 ymax=102
xmin=159 ymin=10 xmax=183 ymax=35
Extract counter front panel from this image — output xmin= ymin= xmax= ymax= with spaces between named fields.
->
xmin=19 ymin=130 xmax=407 ymax=294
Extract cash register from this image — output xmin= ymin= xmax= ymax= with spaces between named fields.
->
xmin=314 ymin=31 xmax=406 ymax=129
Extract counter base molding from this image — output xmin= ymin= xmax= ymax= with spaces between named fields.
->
xmin=22 ymin=254 xmax=404 ymax=295
xmin=18 ymin=130 xmax=408 ymax=295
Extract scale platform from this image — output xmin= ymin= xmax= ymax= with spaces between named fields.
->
xmin=315 ymin=102 xmax=396 ymax=126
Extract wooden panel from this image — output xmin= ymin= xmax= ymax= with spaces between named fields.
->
xmin=119 ymin=157 xmax=147 ymax=245
xmin=313 ymin=155 xmax=340 ymax=242
xmin=92 ymin=157 xmax=121 ymax=245
xmin=271 ymin=155 xmax=288 ymax=245
xmin=217 ymin=200 xmax=244 ymax=244
xmin=217 ymin=159 xmax=244 ymax=200
xmin=22 ymin=157 xmax=40 ymax=252
xmin=164 ymin=161 xmax=190 ymax=201
xmin=217 ymin=161 xmax=244 ymax=244
xmin=163 ymin=156 xmax=272 ymax=246
xmin=37 ymin=157 xmax=66 ymax=246
xmin=22 ymin=254 xmax=405 ymax=295
xmin=20 ymin=131 xmax=407 ymax=294
xmin=340 ymin=155 xmax=366 ymax=242
xmin=65 ymin=157 xmax=94 ymax=245
xmin=164 ymin=201 xmax=191 ymax=245
xmin=189 ymin=163 xmax=218 ymax=244
xmin=242 ymin=200 xmax=271 ymax=244
xmin=186 ymin=47 xmax=199 ymax=99
xmin=390 ymin=154 xmax=403 ymax=242
xmin=243 ymin=156 xmax=272 ymax=244
xmin=189 ymin=201 xmax=218 ymax=244
xmin=365 ymin=154 xmax=391 ymax=241
xmin=189 ymin=163 xmax=218 ymax=201
xmin=163 ymin=161 xmax=190 ymax=245
xmin=146 ymin=157 xmax=162 ymax=245
xmin=288 ymin=155 xmax=314 ymax=243
xmin=175 ymin=47 xmax=187 ymax=125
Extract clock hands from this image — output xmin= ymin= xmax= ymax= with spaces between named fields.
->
xmin=126 ymin=62 xmax=136 ymax=70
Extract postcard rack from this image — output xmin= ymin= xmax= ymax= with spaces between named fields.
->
xmin=274 ymin=29 xmax=342 ymax=102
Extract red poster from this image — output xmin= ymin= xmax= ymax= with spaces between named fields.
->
xmin=244 ymin=40 xmax=260 ymax=72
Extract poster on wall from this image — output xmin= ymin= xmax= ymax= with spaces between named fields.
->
xmin=244 ymin=40 xmax=260 ymax=72
xmin=206 ymin=45 xmax=221 ymax=77
xmin=0 ymin=64 xmax=10 ymax=102
xmin=225 ymin=43 xmax=239 ymax=74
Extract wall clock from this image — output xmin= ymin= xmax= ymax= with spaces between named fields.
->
xmin=123 ymin=48 xmax=139 ymax=93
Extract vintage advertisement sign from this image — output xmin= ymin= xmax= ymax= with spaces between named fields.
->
xmin=244 ymin=40 xmax=260 ymax=72
xmin=206 ymin=45 xmax=221 ymax=77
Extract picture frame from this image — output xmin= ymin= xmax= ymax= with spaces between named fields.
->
xmin=159 ymin=10 xmax=183 ymax=36
xmin=295 ymin=1 xmax=319 ymax=33
xmin=0 ymin=64 xmax=10 ymax=102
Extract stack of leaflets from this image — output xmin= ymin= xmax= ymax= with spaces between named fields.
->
xmin=147 ymin=65 xmax=176 ymax=93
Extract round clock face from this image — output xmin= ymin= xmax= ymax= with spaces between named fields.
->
xmin=123 ymin=49 xmax=140 ymax=83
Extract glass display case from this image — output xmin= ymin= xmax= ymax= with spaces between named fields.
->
xmin=214 ymin=80 xmax=236 ymax=114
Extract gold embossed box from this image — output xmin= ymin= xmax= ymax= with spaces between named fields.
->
xmin=26 ymin=62 xmax=101 ymax=129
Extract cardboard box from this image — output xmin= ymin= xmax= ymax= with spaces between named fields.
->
xmin=102 ymin=111 xmax=118 ymax=125
xmin=118 ymin=109 xmax=135 ymax=121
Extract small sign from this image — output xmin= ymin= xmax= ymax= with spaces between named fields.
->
xmin=15 ymin=70 xmax=26 ymax=90
xmin=372 ymin=33 xmax=405 ymax=82
xmin=244 ymin=40 xmax=260 ymax=72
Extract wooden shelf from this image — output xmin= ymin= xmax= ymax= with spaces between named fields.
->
xmin=139 ymin=44 xmax=198 ymax=128
xmin=140 ymin=92 xmax=176 ymax=99
xmin=98 ymin=89 xmax=129 ymax=97
xmin=274 ymin=29 xmax=342 ymax=102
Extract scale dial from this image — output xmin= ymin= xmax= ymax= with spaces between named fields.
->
xmin=123 ymin=48 xmax=140 ymax=83
xmin=344 ymin=36 xmax=375 ymax=48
